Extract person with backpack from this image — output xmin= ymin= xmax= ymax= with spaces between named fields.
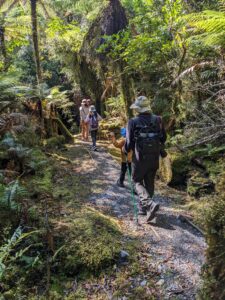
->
xmin=85 ymin=105 xmax=102 ymax=151
xmin=123 ymin=96 xmax=166 ymax=222
xmin=110 ymin=128 xmax=132 ymax=187
xmin=79 ymin=99 xmax=89 ymax=141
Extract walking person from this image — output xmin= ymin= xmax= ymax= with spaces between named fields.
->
xmin=85 ymin=105 xmax=102 ymax=151
xmin=79 ymin=99 xmax=89 ymax=141
xmin=123 ymin=96 xmax=166 ymax=222
xmin=110 ymin=128 xmax=132 ymax=187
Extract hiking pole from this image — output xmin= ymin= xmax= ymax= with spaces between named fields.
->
xmin=126 ymin=160 xmax=139 ymax=225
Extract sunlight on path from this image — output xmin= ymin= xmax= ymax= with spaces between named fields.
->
xmin=68 ymin=139 xmax=206 ymax=299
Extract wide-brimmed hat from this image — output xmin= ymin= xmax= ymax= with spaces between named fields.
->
xmin=130 ymin=96 xmax=151 ymax=113
xmin=89 ymin=105 xmax=96 ymax=112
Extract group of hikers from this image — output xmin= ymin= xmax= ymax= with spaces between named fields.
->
xmin=79 ymin=99 xmax=102 ymax=151
xmin=79 ymin=96 xmax=167 ymax=222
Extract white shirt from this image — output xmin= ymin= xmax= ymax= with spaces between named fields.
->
xmin=79 ymin=105 xmax=89 ymax=121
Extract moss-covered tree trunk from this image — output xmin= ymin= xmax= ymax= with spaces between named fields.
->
xmin=78 ymin=0 xmax=128 ymax=115
xmin=119 ymin=63 xmax=134 ymax=118
xmin=0 ymin=25 xmax=9 ymax=71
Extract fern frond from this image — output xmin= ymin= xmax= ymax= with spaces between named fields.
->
xmin=172 ymin=61 xmax=214 ymax=86
xmin=0 ymin=134 xmax=15 ymax=147
xmin=185 ymin=9 xmax=225 ymax=47
xmin=0 ymin=180 xmax=29 ymax=210
xmin=0 ymin=0 xmax=18 ymax=14
xmin=0 ymin=226 xmax=37 ymax=279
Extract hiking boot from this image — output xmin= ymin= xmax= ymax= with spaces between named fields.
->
xmin=146 ymin=203 xmax=160 ymax=222
xmin=138 ymin=206 xmax=147 ymax=216
xmin=117 ymin=179 xmax=125 ymax=188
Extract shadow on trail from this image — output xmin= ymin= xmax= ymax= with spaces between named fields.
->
xmin=149 ymin=213 xmax=203 ymax=238
xmin=149 ymin=213 xmax=176 ymax=231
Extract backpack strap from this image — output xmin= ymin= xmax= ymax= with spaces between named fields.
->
xmin=150 ymin=114 xmax=162 ymax=132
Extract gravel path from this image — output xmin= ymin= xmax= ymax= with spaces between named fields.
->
xmin=69 ymin=141 xmax=206 ymax=299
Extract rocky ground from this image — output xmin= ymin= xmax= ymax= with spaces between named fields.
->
xmin=65 ymin=139 xmax=206 ymax=300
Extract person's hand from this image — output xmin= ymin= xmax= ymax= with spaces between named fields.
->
xmin=109 ymin=132 xmax=115 ymax=140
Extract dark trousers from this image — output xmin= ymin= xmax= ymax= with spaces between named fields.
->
xmin=90 ymin=129 xmax=98 ymax=147
xmin=119 ymin=162 xmax=132 ymax=183
xmin=132 ymin=157 xmax=158 ymax=208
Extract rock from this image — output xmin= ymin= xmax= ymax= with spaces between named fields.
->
xmin=140 ymin=280 xmax=147 ymax=286
xmin=157 ymin=264 xmax=163 ymax=273
xmin=156 ymin=279 xmax=165 ymax=286
xmin=120 ymin=250 xmax=129 ymax=258
xmin=169 ymin=152 xmax=191 ymax=187
xmin=118 ymin=250 xmax=129 ymax=265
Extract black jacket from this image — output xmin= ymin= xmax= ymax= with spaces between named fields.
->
xmin=124 ymin=113 xmax=167 ymax=162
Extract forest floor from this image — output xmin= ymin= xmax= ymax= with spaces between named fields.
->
xmin=53 ymin=137 xmax=206 ymax=300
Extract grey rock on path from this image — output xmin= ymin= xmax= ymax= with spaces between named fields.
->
xmin=75 ymin=142 xmax=206 ymax=299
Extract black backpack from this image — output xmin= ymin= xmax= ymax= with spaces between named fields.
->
xmin=134 ymin=115 xmax=161 ymax=159
xmin=90 ymin=112 xmax=99 ymax=130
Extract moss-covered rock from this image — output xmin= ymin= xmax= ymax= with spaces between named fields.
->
xmin=187 ymin=171 xmax=214 ymax=197
xmin=44 ymin=136 xmax=66 ymax=150
xmin=169 ymin=150 xmax=191 ymax=188
xmin=55 ymin=207 xmax=122 ymax=274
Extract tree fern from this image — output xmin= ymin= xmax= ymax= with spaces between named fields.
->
xmin=185 ymin=2 xmax=225 ymax=46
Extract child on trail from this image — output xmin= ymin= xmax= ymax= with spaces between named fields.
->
xmin=110 ymin=128 xmax=132 ymax=187
xmin=85 ymin=105 xmax=102 ymax=151
xmin=79 ymin=99 xmax=89 ymax=141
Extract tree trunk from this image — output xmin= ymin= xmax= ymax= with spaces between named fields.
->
xmin=119 ymin=63 xmax=134 ymax=118
xmin=30 ymin=0 xmax=41 ymax=84
xmin=0 ymin=25 xmax=9 ymax=71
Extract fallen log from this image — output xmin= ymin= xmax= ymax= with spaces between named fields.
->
xmin=44 ymin=152 xmax=72 ymax=164
xmin=52 ymin=117 xmax=74 ymax=142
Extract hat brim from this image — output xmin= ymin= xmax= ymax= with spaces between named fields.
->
xmin=130 ymin=104 xmax=151 ymax=113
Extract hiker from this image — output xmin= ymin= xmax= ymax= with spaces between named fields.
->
xmin=123 ymin=96 xmax=166 ymax=222
xmin=110 ymin=128 xmax=132 ymax=188
xmin=79 ymin=99 xmax=89 ymax=141
xmin=85 ymin=105 xmax=102 ymax=151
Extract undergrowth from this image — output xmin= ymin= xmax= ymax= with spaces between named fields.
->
xmin=0 ymin=145 xmax=143 ymax=299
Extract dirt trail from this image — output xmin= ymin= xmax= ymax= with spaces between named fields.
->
xmin=67 ymin=140 xmax=206 ymax=300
